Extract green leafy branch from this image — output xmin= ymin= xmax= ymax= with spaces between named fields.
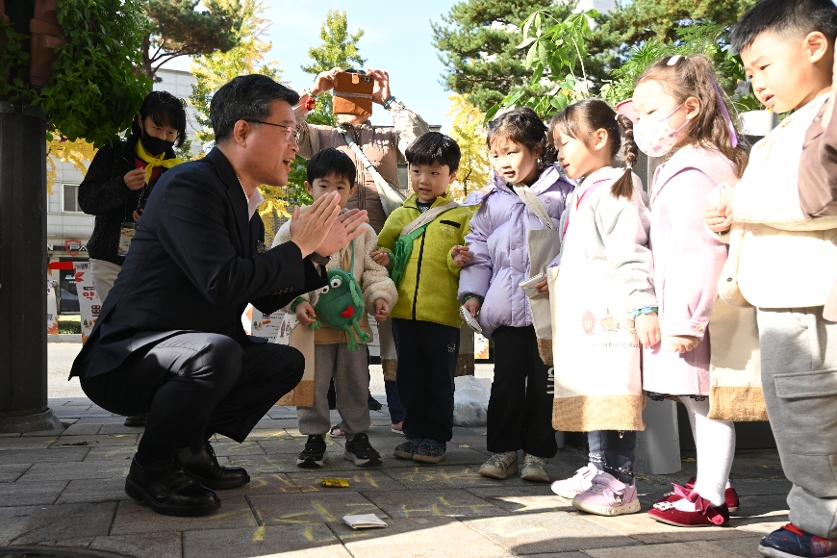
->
xmin=485 ymin=9 xmax=600 ymax=121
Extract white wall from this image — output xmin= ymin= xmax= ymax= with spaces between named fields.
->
xmin=576 ymin=0 xmax=614 ymax=14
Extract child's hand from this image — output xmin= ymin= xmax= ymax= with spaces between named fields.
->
xmin=668 ymin=335 xmax=700 ymax=353
xmin=451 ymin=245 xmax=473 ymax=266
xmin=374 ymin=298 xmax=390 ymax=322
xmin=462 ymin=297 xmax=481 ymax=318
xmin=704 ymin=202 xmax=732 ymax=234
xmin=371 ymin=250 xmax=391 ymax=267
xmin=535 ymin=277 xmax=549 ymax=294
xmin=635 ymin=312 xmax=661 ymax=349
xmin=295 ymin=301 xmax=317 ymax=326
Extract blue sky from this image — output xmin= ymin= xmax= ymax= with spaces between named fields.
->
xmin=261 ymin=1 xmax=460 ymax=130
xmin=165 ymin=1 xmax=461 ymax=130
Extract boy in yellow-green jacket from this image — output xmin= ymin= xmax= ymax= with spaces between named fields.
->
xmin=371 ymin=132 xmax=472 ymax=464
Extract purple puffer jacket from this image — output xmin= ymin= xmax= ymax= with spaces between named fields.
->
xmin=459 ymin=165 xmax=574 ymax=337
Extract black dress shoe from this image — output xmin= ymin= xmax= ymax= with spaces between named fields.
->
xmin=124 ymin=414 xmax=146 ymax=427
xmin=125 ymin=456 xmax=221 ymax=517
xmin=178 ymin=442 xmax=250 ymax=490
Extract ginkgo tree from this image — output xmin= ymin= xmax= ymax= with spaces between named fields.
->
xmin=446 ymin=95 xmax=490 ymax=200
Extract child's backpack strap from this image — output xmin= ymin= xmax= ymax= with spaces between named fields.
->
xmin=390 ymin=201 xmax=460 ymax=285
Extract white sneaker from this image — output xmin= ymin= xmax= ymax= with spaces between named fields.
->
xmin=551 ymin=464 xmax=598 ymax=499
xmin=520 ymin=454 xmax=549 ymax=482
xmin=478 ymin=451 xmax=518 ymax=479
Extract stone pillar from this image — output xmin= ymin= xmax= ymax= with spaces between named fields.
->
xmin=0 ymin=102 xmax=63 ymax=433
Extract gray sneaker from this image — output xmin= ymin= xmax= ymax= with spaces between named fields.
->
xmin=520 ymin=453 xmax=550 ymax=482
xmin=479 ymin=451 xmax=518 ymax=479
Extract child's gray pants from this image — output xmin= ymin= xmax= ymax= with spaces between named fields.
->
xmin=758 ymin=306 xmax=837 ymax=538
xmin=297 ymin=343 xmax=370 ymax=438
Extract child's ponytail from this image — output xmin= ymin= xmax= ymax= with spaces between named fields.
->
xmin=550 ymin=98 xmax=637 ymax=201
xmin=610 ymin=114 xmax=637 ymax=201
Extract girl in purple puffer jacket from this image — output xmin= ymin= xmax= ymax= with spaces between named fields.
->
xmin=456 ymin=108 xmax=573 ymax=483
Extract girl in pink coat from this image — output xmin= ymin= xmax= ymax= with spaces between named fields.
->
xmin=628 ymin=54 xmax=748 ymax=527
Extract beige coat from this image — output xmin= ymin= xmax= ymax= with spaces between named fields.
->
xmin=295 ymin=97 xmax=429 ymax=233
xmin=731 ymin=94 xmax=837 ymax=308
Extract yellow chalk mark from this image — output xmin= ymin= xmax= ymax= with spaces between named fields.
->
xmin=311 ymin=500 xmax=336 ymax=522
xmin=361 ymin=472 xmax=379 ymax=489
xmin=301 ymin=525 xmax=316 ymax=542
xmin=274 ymin=511 xmax=320 ymax=525
xmin=250 ymin=525 xmax=266 ymax=542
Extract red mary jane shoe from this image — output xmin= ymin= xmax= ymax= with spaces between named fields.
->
xmin=655 ymin=478 xmax=740 ymax=513
xmin=648 ymin=487 xmax=730 ymax=527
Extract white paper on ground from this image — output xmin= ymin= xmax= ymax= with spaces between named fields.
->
xmin=343 ymin=514 xmax=387 ymax=529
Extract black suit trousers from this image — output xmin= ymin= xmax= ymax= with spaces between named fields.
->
xmin=80 ymin=333 xmax=303 ymax=460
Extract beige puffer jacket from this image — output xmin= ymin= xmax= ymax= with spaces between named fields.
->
xmin=295 ymin=98 xmax=429 ymax=233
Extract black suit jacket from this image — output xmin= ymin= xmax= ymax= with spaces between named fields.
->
xmin=71 ymin=148 xmax=326 ymax=380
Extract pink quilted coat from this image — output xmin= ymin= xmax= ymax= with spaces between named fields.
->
xmin=642 ymin=147 xmax=739 ymax=396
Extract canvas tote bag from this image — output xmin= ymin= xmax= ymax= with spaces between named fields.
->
xmin=548 ymin=183 xmax=644 ymax=432
xmin=516 ymin=186 xmax=562 ymax=365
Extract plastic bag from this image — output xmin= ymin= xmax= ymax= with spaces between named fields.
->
xmin=453 ymin=375 xmax=491 ymax=426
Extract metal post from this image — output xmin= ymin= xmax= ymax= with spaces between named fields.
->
xmin=0 ymin=101 xmax=63 ymax=432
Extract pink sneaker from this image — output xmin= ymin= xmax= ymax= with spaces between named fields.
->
xmin=551 ymin=464 xmax=598 ymax=499
xmin=572 ymin=472 xmax=641 ymax=516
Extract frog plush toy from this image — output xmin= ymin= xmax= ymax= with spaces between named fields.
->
xmin=310 ymin=267 xmax=371 ymax=351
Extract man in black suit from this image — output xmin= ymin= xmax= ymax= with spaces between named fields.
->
xmin=70 ymin=75 xmax=368 ymax=517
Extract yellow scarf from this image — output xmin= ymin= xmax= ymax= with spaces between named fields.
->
xmin=135 ymin=139 xmax=183 ymax=184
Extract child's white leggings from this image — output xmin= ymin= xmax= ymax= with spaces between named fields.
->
xmin=679 ymin=397 xmax=736 ymax=507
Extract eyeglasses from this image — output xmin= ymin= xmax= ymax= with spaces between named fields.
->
xmin=244 ymin=119 xmax=296 ymax=142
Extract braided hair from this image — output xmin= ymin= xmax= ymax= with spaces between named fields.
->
xmin=549 ymin=99 xmax=638 ymax=200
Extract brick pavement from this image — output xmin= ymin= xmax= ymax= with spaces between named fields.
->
xmin=0 ymin=398 xmax=791 ymax=558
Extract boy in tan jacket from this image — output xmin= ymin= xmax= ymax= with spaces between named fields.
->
xmin=706 ymin=1 xmax=837 ymax=556
xmin=273 ymin=149 xmax=397 ymax=468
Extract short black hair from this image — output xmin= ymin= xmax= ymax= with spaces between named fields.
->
xmin=405 ymin=132 xmax=461 ymax=172
xmin=307 ymin=148 xmax=356 ymax=187
xmin=210 ymin=74 xmax=300 ymax=143
xmin=131 ymin=90 xmax=187 ymax=147
xmin=731 ymin=0 xmax=837 ymax=53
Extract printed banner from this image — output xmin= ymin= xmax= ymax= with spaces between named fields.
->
xmin=251 ymin=308 xmax=287 ymax=341
xmin=73 ymin=262 xmax=103 ymax=344
xmin=475 ymin=333 xmax=490 ymax=360
xmin=46 ymin=280 xmax=58 ymax=335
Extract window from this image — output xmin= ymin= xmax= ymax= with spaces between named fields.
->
xmin=63 ymin=184 xmax=81 ymax=213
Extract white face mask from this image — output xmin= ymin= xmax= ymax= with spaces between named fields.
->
xmin=634 ymin=103 xmax=690 ymax=157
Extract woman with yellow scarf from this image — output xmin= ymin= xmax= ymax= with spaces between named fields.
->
xmin=77 ymin=90 xmax=187 ymax=427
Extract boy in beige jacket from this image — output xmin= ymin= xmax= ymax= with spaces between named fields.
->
xmin=273 ymin=149 xmax=397 ymax=469
xmin=706 ymin=1 xmax=837 ymax=556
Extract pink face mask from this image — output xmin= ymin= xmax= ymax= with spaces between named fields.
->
xmin=634 ymin=104 xmax=690 ymax=157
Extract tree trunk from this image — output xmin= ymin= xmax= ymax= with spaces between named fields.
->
xmin=0 ymin=103 xmax=63 ymax=433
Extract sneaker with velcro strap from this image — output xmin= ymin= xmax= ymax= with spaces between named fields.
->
xmin=344 ymin=433 xmax=382 ymax=467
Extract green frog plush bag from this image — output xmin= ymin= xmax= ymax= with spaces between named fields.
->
xmin=310 ymin=241 xmax=371 ymax=351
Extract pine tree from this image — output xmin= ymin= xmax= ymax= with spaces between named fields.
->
xmin=432 ymin=0 xmax=577 ymax=112
xmin=140 ymin=0 xmax=245 ymax=80
xmin=599 ymin=0 xmax=758 ymax=54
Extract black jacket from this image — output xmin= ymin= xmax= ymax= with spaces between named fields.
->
xmin=78 ymin=135 xmax=175 ymax=265
xmin=70 ymin=147 xmax=326 ymax=380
